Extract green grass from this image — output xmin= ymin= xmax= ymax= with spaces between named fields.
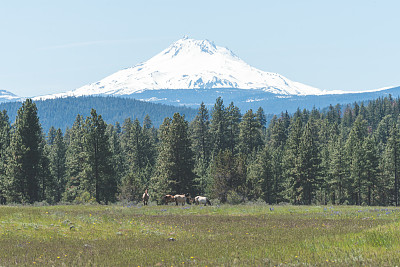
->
xmin=1 ymin=204 xmax=399 ymax=266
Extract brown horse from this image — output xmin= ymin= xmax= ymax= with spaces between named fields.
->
xmin=142 ymin=189 xmax=149 ymax=205
xmin=162 ymin=194 xmax=175 ymax=205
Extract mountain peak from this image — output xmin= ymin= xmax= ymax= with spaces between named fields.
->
xmin=35 ymin=37 xmax=325 ymax=100
xmin=164 ymin=37 xmax=220 ymax=57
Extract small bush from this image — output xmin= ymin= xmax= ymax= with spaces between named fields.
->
xmin=226 ymin=190 xmax=244 ymax=205
xmin=74 ymin=191 xmax=96 ymax=204
xmin=245 ymin=198 xmax=266 ymax=206
xmin=33 ymin=201 xmax=49 ymax=207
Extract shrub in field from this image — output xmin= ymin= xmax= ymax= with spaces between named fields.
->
xmin=33 ymin=201 xmax=49 ymax=207
xmin=210 ymin=198 xmax=221 ymax=206
xmin=74 ymin=191 xmax=96 ymax=204
xmin=226 ymin=190 xmax=244 ymax=204
xmin=245 ymin=198 xmax=266 ymax=206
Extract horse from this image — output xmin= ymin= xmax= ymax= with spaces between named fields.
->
xmin=174 ymin=193 xmax=191 ymax=206
xmin=162 ymin=194 xmax=175 ymax=205
xmin=187 ymin=197 xmax=195 ymax=204
xmin=142 ymin=189 xmax=149 ymax=205
xmin=194 ymin=196 xmax=212 ymax=206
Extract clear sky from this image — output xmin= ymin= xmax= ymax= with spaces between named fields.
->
xmin=1 ymin=0 xmax=399 ymax=97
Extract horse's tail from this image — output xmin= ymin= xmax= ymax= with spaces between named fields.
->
xmin=207 ymin=199 xmax=212 ymax=206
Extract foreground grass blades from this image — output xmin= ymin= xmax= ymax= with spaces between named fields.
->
xmin=0 ymin=204 xmax=399 ymax=266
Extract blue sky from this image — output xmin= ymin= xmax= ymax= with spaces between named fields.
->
xmin=1 ymin=0 xmax=399 ymax=97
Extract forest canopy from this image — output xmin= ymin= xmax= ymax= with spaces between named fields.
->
xmin=1 ymin=95 xmax=400 ymax=206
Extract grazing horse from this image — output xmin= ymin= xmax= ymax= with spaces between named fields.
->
xmin=162 ymin=194 xmax=175 ymax=205
xmin=142 ymin=189 xmax=149 ymax=206
xmin=174 ymin=193 xmax=191 ymax=206
xmin=195 ymin=196 xmax=212 ymax=206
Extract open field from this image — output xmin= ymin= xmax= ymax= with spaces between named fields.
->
xmin=1 ymin=204 xmax=400 ymax=266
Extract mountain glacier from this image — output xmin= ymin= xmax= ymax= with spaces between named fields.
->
xmin=36 ymin=36 xmax=340 ymax=100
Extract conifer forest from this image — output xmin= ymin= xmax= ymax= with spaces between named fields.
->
xmin=1 ymin=96 xmax=400 ymax=206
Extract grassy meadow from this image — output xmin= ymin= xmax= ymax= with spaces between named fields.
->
xmin=0 ymin=204 xmax=400 ymax=266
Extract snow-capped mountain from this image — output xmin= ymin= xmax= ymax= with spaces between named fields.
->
xmin=36 ymin=36 xmax=335 ymax=100
xmin=0 ymin=89 xmax=22 ymax=103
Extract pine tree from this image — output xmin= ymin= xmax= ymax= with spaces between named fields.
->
xmin=210 ymin=97 xmax=228 ymax=155
xmin=342 ymin=105 xmax=354 ymax=129
xmin=210 ymin=150 xmax=240 ymax=203
xmin=120 ymin=118 xmax=155 ymax=201
xmin=239 ymin=109 xmax=263 ymax=155
xmin=266 ymin=115 xmax=286 ymax=203
xmin=64 ymin=115 xmax=86 ymax=202
xmin=375 ymin=115 xmax=393 ymax=147
xmin=385 ymin=124 xmax=400 ymax=206
xmin=107 ymin=123 xmax=125 ymax=188
xmin=328 ymin=132 xmax=346 ymax=204
xmin=83 ymin=109 xmax=116 ymax=204
xmin=151 ymin=113 xmax=195 ymax=199
xmin=191 ymin=102 xmax=211 ymax=163
xmin=143 ymin=114 xmax=158 ymax=142
xmin=246 ymin=145 xmax=273 ymax=203
xmin=256 ymin=107 xmax=267 ymax=130
xmin=150 ymin=118 xmax=174 ymax=199
xmin=295 ymin=119 xmax=321 ymax=204
xmin=47 ymin=128 xmax=66 ymax=203
xmin=283 ymin=117 xmax=303 ymax=203
xmin=47 ymin=126 xmax=56 ymax=145
xmin=226 ymin=102 xmax=241 ymax=154
xmin=190 ymin=102 xmax=211 ymax=194
xmin=349 ymin=140 xmax=365 ymax=205
xmin=316 ymin=119 xmax=331 ymax=204
xmin=270 ymin=147 xmax=285 ymax=204
xmin=268 ymin=115 xmax=287 ymax=149
xmin=5 ymin=99 xmax=46 ymax=203
xmin=362 ymin=135 xmax=379 ymax=205
xmin=345 ymin=115 xmax=368 ymax=204
xmin=0 ymin=110 xmax=10 ymax=204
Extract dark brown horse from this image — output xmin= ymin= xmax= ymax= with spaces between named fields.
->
xmin=142 ymin=189 xmax=149 ymax=205
xmin=162 ymin=194 xmax=175 ymax=205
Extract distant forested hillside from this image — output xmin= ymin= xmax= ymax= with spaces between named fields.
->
xmin=0 ymin=96 xmax=199 ymax=131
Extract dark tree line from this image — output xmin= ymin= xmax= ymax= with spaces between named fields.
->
xmin=0 ymin=96 xmax=198 ymax=132
xmin=1 ymin=96 xmax=400 ymax=206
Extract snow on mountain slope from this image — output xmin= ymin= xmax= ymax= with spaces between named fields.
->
xmin=36 ymin=36 xmax=332 ymax=100
xmin=0 ymin=89 xmax=22 ymax=102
